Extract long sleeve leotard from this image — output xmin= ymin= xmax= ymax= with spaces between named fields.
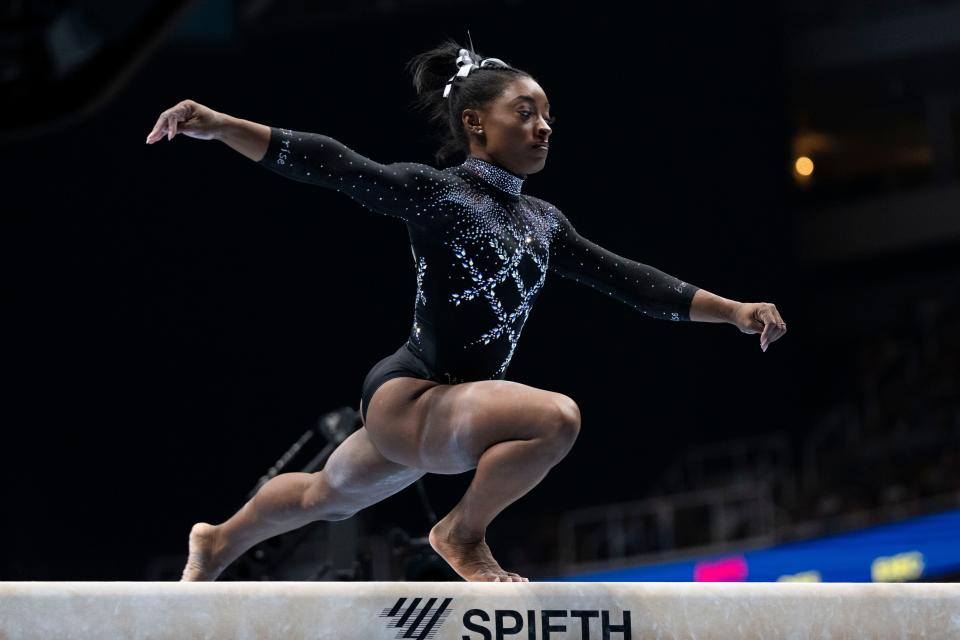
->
xmin=258 ymin=126 xmax=699 ymax=383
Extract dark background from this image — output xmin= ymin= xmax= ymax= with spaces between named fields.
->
xmin=3 ymin=0 xmax=957 ymax=580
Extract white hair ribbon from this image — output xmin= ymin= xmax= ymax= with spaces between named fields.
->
xmin=442 ymin=48 xmax=508 ymax=99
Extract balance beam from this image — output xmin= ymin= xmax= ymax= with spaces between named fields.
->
xmin=1 ymin=581 xmax=957 ymax=639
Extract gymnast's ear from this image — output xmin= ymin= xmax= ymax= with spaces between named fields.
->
xmin=461 ymin=108 xmax=483 ymax=132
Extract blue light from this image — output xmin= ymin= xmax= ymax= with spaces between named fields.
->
xmin=549 ymin=508 xmax=960 ymax=582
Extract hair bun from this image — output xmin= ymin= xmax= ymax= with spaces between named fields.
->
xmin=406 ymin=38 xmax=528 ymax=166
xmin=479 ymin=57 xmax=508 ymax=70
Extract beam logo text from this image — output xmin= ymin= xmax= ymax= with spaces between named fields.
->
xmin=380 ymin=597 xmax=632 ymax=639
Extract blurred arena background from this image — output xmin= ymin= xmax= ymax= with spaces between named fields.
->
xmin=2 ymin=0 xmax=957 ymax=582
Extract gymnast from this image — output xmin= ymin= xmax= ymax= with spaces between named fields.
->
xmin=145 ymin=38 xmax=788 ymax=582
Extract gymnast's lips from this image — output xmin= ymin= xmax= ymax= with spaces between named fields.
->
xmin=532 ymin=142 xmax=549 ymax=151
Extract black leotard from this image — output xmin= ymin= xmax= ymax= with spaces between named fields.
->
xmin=258 ymin=127 xmax=700 ymax=385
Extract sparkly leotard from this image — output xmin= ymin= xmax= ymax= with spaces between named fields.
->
xmin=257 ymin=127 xmax=700 ymax=422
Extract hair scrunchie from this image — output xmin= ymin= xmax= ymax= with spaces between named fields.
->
xmin=442 ymin=48 xmax=508 ymax=99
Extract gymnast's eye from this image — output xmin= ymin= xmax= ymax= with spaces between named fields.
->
xmin=519 ymin=111 xmax=557 ymax=126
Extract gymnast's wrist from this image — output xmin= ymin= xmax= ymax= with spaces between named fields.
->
xmin=215 ymin=114 xmax=271 ymax=162
xmin=726 ymin=300 xmax=743 ymax=325
xmin=208 ymin=111 xmax=231 ymax=141
xmin=689 ymin=289 xmax=740 ymax=324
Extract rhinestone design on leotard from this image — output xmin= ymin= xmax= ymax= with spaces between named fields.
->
xmin=259 ymin=127 xmax=699 ymax=384
xmin=411 ymin=255 xmax=427 ymax=344
xmin=461 ymin=156 xmax=524 ymax=198
xmin=440 ymin=156 xmax=558 ymax=376
xmin=414 ymin=255 xmax=428 ymax=307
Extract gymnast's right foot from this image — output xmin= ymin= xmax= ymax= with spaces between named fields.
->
xmin=180 ymin=522 xmax=227 ymax=581
xmin=429 ymin=513 xmax=528 ymax=582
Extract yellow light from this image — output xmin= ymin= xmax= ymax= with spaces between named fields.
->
xmin=872 ymin=551 xmax=925 ymax=582
xmin=778 ymin=570 xmax=822 ymax=582
xmin=795 ymin=156 xmax=814 ymax=176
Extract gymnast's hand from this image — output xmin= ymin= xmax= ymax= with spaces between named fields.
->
xmin=731 ymin=302 xmax=787 ymax=352
xmin=145 ymin=99 xmax=224 ymax=144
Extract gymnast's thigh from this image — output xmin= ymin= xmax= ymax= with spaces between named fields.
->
xmin=363 ymin=377 xmax=580 ymax=475
xmin=321 ymin=425 xmax=426 ymax=507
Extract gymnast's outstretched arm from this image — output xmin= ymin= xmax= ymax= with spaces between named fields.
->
xmin=547 ymin=207 xmax=701 ymax=321
xmin=145 ymin=99 xmax=452 ymax=222
xmin=547 ymin=206 xmax=788 ymax=350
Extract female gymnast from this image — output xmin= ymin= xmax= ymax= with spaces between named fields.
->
xmin=146 ymin=39 xmax=787 ymax=582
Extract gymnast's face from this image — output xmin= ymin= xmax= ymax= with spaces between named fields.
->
xmin=463 ymin=76 xmax=553 ymax=177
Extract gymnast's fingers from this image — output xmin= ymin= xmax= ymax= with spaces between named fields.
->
xmin=767 ymin=305 xmax=787 ymax=345
xmin=758 ymin=308 xmax=772 ymax=341
xmin=146 ymin=111 xmax=170 ymax=143
xmin=760 ymin=306 xmax=780 ymax=351
xmin=773 ymin=306 xmax=787 ymax=332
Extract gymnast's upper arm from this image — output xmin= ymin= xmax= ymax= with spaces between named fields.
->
xmin=257 ymin=126 xmax=450 ymax=221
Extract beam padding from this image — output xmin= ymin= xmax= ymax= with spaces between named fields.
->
xmin=1 ymin=581 xmax=958 ymax=639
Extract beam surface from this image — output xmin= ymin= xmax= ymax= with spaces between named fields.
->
xmin=1 ymin=581 xmax=958 ymax=639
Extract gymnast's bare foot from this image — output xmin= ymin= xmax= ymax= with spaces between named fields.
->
xmin=429 ymin=513 xmax=528 ymax=582
xmin=180 ymin=522 xmax=228 ymax=581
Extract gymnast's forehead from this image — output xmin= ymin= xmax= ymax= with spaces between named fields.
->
xmin=499 ymin=77 xmax=550 ymax=110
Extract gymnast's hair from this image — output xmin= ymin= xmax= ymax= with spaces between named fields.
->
xmin=405 ymin=38 xmax=531 ymax=166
